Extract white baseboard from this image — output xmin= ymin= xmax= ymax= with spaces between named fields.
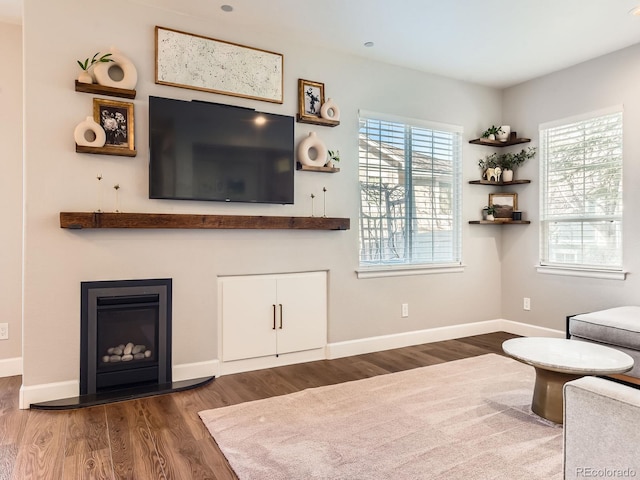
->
xmin=172 ymin=359 xmax=219 ymax=381
xmin=218 ymin=348 xmax=326 ymax=376
xmin=499 ymin=319 xmax=565 ymax=339
xmin=0 ymin=357 xmax=22 ymax=378
xmin=19 ymin=379 xmax=78 ymax=409
xmin=17 ymin=320 xmax=563 ymax=408
xmin=326 ymin=319 xmax=564 ymax=359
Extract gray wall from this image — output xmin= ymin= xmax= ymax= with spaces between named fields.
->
xmin=0 ymin=22 xmax=23 ymax=365
xmin=501 ymin=43 xmax=640 ymax=328
xmin=18 ymin=0 xmax=503 ymax=390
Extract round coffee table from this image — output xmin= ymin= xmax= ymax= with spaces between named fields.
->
xmin=502 ymin=337 xmax=634 ymax=423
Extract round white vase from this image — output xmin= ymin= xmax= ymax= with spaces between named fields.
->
xmin=320 ymin=98 xmax=341 ymax=121
xmin=298 ymin=132 xmax=327 ymax=167
xmin=74 ymin=116 xmax=106 ymax=147
xmin=501 ymin=169 xmax=514 ymax=182
xmin=93 ymin=47 xmax=138 ymax=90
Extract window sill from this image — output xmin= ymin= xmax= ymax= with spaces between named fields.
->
xmin=356 ymin=263 xmax=465 ymax=279
xmin=536 ymin=265 xmax=627 ymax=281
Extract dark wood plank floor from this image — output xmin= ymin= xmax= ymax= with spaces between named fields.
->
xmin=0 ymin=331 xmax=518 ymax=480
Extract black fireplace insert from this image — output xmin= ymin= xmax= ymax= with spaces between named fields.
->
xmin=80 ymin=278 xmax=172 ymax=395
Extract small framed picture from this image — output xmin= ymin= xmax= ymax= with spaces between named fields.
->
xmin=298 ymin=79 xmax=325 ymax=120
xmin=93 ymin=98 xmax=135 ymax=152
xmin=489 ymin=192 xmax=518 ymax=218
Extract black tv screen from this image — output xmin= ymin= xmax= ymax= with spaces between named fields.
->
xmin=149 ymin=96 xmax=294 ymax=204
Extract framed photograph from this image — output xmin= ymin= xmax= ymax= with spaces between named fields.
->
xmin=93 ymin=98 xmax=135 ymax=153
xmin=155 ymin=26 xmax=284 ymax=104
xmin=298 ymin=79 xmax=325 ymax=120
xmin=489 ymin=192 xmax=518 ymax=218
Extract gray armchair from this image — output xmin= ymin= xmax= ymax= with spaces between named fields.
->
xmin=563 ymin=376 xmax=640 ymax=479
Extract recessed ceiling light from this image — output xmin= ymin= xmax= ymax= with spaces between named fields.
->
xmin=364 ymin=41 xmax=374 ymax=48
xmin=628 ymin=6 xmax=640 ymax=15
xmin=221 ymin=4 xmax=234 ymax=12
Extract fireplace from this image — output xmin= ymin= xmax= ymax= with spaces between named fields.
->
xmin=80 ymin=278 xmax=172 ymax=395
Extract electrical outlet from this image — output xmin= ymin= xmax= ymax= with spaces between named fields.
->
xmin=0 ymin=323 xmax=8 ymax=340
xmin=401 ymin=303 xmax=409 ymax=318
xmin=523 ymin=297 xmax=531 ymax=311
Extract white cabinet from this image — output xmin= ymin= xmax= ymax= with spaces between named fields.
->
xmin=220 ymin=271 xmax=327 ymax=362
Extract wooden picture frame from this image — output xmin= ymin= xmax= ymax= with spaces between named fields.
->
xmin=155 ymin=26 xmax=284 ymax=104
xmin=93 ymin=98 xmax=135 ymax=153
xmin=298 ymin=79 xmax=325 ymax=120
xmin=489 ymin=192 xmax=518 ymax=218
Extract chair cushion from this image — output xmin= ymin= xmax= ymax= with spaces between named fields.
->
xmin=570 ymin=306 xmax=640 ymax=350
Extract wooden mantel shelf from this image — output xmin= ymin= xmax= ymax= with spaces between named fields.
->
xmin=59 ymin=212 xmax=350 ymax=231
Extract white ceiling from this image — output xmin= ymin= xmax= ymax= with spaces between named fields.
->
xmin=4 ymin=0 xmax=640 ymax=88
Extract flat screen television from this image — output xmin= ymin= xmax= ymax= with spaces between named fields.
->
xmin=149 ymin=96 xmax=294 ymax=204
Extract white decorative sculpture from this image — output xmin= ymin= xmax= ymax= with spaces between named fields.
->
xmin=298 ymin=132 xmax=328 ymax=167
xmin=93 ymin=47 xmax=138 ymax=90
xmin=484 ymin=166 xmax=502 ymax=183
xmin=74 ymin=116 xmax=106 ymax=147
xmin=320 ymin=98 xmax=340 ymax=121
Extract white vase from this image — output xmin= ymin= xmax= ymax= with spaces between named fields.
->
xmin=501 ymin=169 xmax=514 ymax=182
xmin=487 ymin=134 xmax=495 ymax=141
xmin=77 ymin=70 xmax=93 ymax=84
xmin=320 ymin=98 xmax=340 ymax=121
xmin=297 ymin=132 xmax=327 ymax=167
xmin=497 ymin=125 xmax=511 ymax=142
xmin=74 ymin=116 xmax=106 ymax=147
xmin=486 ymin=214 xmax=495 ymax=221
xmin=93 ymin=47 xmax=138 ymax=90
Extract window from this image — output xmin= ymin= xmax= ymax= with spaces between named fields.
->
xmin=539 ymin=106 xmax=623 ymax=273
xmin=358 ymin=111 xmax=462 ymax=271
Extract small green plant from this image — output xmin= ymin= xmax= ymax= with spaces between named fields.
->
xmin=328 ymin=150 xmax=340 ymax=163
xmin=481 ymin=125 xmax=503 ymax=138
xmin=484 ymin=205 xmax=497 ymax=216
xmin=478 ymin=152 xmax=499 ymax=171
xmin=498 ymin=147 xmax=536 ymax=170
xmin=77 ymin=52 xmax=113 ymax=71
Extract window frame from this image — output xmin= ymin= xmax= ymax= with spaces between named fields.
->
xmin=537 ymin=105 xmax=626 ymax=280
xmin=356 ymin=110 xmax=463 ymax=278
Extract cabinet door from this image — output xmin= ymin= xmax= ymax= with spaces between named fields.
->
xmin=221 ymin=276 xmax=277 ymax=361
xmin=275 ymin=272 xmax=327 ymax=355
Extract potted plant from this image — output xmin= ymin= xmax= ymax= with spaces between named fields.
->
xmin=497 ymin=147 xmax=536 ymax=182
xmin=76 ymin=52 xmax=113 ymax=84
xmin=483 ymin=205 xmax=497 ymax=221
xmin=481 ymin=125 xmax=503 ymax=141
xmin=326 ymin=149 xmax=340 ymax=168
xmin=478 ymin=152 xmax=500 ymax=181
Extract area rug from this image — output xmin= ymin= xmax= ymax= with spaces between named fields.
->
xmin=199 ymin=354 xmax=562 ymax=480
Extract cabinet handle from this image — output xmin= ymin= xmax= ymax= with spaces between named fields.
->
xmin=272 ymin=304 xmax=276 ymax=329
xmin=279 ymin=304 xmax=283 ymax=329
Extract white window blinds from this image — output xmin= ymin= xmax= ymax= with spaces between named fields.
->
xmin=539 ymin=107 xmax=623 ymax=270
xmin=358 ymin=112 xmax=462 ymax=267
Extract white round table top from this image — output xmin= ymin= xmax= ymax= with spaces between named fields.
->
xmin=502 ymin=337 xmax=634 ymax=375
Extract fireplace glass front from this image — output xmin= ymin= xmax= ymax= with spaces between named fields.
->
xmin=81 ymin=279 xmax=172 ymax=395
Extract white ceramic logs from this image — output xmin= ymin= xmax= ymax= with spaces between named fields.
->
xmin=320 ymin=98 xmax=341 ymax=121
xmin=298 ymin=132 xmax=328 ymax=167
xmin=93 ymin=47 xmax=138 ymax=90
xmin=74 ymin=116 xmax=106 ymax=147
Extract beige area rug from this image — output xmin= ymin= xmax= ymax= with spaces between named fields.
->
xmin=199 ymin=354 xmax=563 ymax=480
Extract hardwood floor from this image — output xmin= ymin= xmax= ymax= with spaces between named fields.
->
xmin=0 ymin=332 xmax=518 ymax=480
